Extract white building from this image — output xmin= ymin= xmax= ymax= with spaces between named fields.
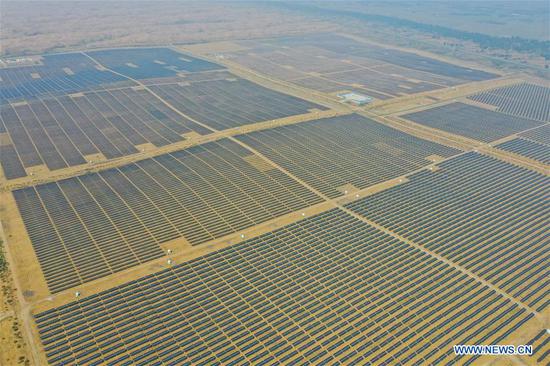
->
xmin=337 ymin=92 xmax=373 ymax=106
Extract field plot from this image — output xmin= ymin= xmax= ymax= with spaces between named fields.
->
xmin=0 ymin=87 xmax=208 ymax=179
xmin=149 ymin=77 xmax=326 ymax=131
xmin=0 ymin=53 xmax=132 ymax=103
xmin=86 ymin=47 xmax=224 ymax=80
xmin=347 ymin=152 xmax=549 ymax=312
xmin=401 ymin=102 xmax=545 ymax=142
xmin=468 ymin=83 xmax=550 ymax=122
xmin=13 ymin=139 xmax=321 ymax=292
xmin=236 ymin=114 xmax=460 ymax=198
xmin=495 ymin=138 xmax=550 ymax=165
xmin=220 ymin=34 xmax=497 ymax=99
xmin=34 ymin=209 xmax=533 ymax=366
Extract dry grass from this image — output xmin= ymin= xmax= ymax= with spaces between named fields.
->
xmin=0 ymin=239 xmax=30 ymax=366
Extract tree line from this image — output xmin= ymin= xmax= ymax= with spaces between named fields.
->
xmin=272 ymin=2 xmax=550 ymax=60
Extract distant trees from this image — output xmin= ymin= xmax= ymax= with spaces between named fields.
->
xmin=378 ymin=17 xmax=550 ymax=59
xmin=278 ymin=2 xmax=550 ymax=60
xmin=0 ymin=241 xmax=6 ymax=275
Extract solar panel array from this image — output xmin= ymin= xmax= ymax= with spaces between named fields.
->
xmin=14 ymin=139 xmax=322 ymax=292
xmin=519 ymin=124 xmax=550 ymax=145
xmin=13 ymin=182 xmax=165 ymax=294
xmin=503 ymin=123 xmax=550 ymax=165
xmin=141 ymin=69 xmax=235 ymax=86
xmin=0 ymin=87 xmax=210 ymax=179
xmin=0 ymin=53 xmax=328 ymax=182
xmin=0 ymin=143 xmax=27 ymax=180
xmin=325 ymin=68 xmax=442 ymax=96
xmin=347 ymin=152 xmax=549 ymax=312
xmin=149 ymin=78 xmax=326 ymax=131
xmin=86 ymin=47 xmax=224 ymax=80
xmin=229 ymin=34 xmax=498 ymax=100
xmin=401 ymin=102 xmax=545 ymax=142
xmin=495 ymin=138 xmax=550 ymax=165
xmin=237 ymin=114 xmax=461 ymax=198
xmin=1 ymin=41 xmax=546 ymax=366
xmin=468 ymin=83 xmax=550 ymax=122
xmin=34 ymin=209 xmax=533 ymax=366
xmin=0 ymin=53 xmax=132 ymax=102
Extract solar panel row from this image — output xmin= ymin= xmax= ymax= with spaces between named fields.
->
xmin=228 ymin=35 xmax=496 ymax=100
xmin=290 ymin=76 xmax=393 ymax=100
xmin=326 ymin=68 xmax=443 ymax=96
xmin=519 ymin=124 xmax=550 ymax=145
xmin=347 ymin=152 xmax=550 ymax=312
xmin=0 ymin=145 xmax=27 ymax=179
xmin=140 ymin=69 xmax=235 ymax=86
xmin=231 ymin=34 xmax=497 ymax=101
xmin=13 ymin=181 xmax=164 ymax=293
xmin=149 ymin=78 xmax=326 ymax=131
xmin=468 ymin=83 xmax=550 ymax=123
xmin=14 ymin=139 xmax=322 ymax=292
xmin=0 ymin=87 xmax=208 ymax=179
xmin=401 ymin=102 xmax=545 ymax=143
xmin=271 ymin=34 xmax=498 ymax=81
xmin=0 ymin=53 xmax=132 ymax=102
xmin=237 ymin=114 xmax=461 ymax=198
xmin=495 ymin=137 xmax=550 ymax=165
xmin=526 ymin=329 xmax=550 ymax=364
xmin=86 ymin=48 xmax=224 ymax=80
xmin=0 ymin=71 xmax=331 ymax=181
xmin=34 ymin=209 xmax=532 ymax=366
